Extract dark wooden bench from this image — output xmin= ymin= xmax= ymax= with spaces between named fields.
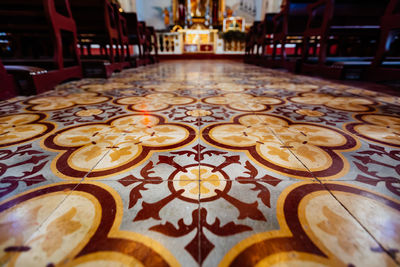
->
xmin=0 ymin=0 xmax=82 ymax=94
xmin=139 ymin=21 xmax=151 ymax=65
xmin=123 ymin=12 xmax=149 ymax=66
xmin=111 ymin=2 xmax=134 ymax=68
xmin=146 ymin=26 xmax=159 ymax=64
xmin=266 ymin=0 xmax=317 ymax=70
xmin=0 ymin=60 xmax=18 ymax=100
xmin=300 ymin=0 xmax=391 ymax=79
xmin=69 ymin=0 xmax=130 ymax=78
xmin=366 ymin=0 xmax=400 ymax=81
xmin=254 ymin=14 xmax=277 ymax=66
xmin=244 ymin=21 xmax=261 ymax=64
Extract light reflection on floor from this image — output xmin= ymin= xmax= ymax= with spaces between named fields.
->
xmin=0 ymin=60 xmax=399 ymax=267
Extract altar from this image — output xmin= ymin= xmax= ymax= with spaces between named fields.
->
xmin=155 ymin=0 xmax=247 ymax=55
xmin=180 ymin=29 xmax=218 ymax=53
xmin=172 ymin=0 xmax=225 ymax=28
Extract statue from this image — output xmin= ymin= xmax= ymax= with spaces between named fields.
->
xmin=178 ymin=0 xmax=186 ymax=26
xmin=191 ymin=0 xmax=208 ymax=17
xmin=198 ymin=0 xmax=207 ymax=17
xmin=226 ymin=7 xmax=234 ymax=18
xmin=280 ymin=0 xmax=288 ymax=10
xmin=163 ymin=8 xmax=170 ymax=27
xmin=211 ymin=0 xmax=218 ymax=25
xmin=190 ymin=0 xmax=197 ymax=16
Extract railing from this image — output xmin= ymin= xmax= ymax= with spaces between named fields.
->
xmin=156 ymin=31 xmax=245 ymax=54
xmin=157 ymin=32 xmax=182 ymax=54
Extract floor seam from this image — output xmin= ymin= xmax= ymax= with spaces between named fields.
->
xmin=4 ymin=60 xmax=398 ymax=266
xmin=197 ymin=114 xmax=202 ymax=267
xmin=17 ymin=180 xmax=84 ymax=253
xmin=82 ymin=129 xmax=133 ymax=182
xmin=254 ymin=108 xmax=399 ymax=264
xmin=322 ymin=182 xmax=400 ymax=265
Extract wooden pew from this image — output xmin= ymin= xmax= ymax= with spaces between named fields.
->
xmin=301 ymin=0 xmax=390 ymax=79
xmin=244 ymin=23 xmax=255 ymax=63
xmin=4 ymin=65 xmax=51 ymax=96
xmin=0 ymin=60 xmax=18 ymax=100
xmin=139 ymin=21 xmax=151 ymax=65
xmin=69 ymin=0 xmax=129 ymax=78
xmin=266 ymin=0 xmax=316 ymax=71
xmin=123 ymin=12 xmax=148 ymax=67
xmin=111 ymin=2 xmax=134 ymax=68
xmin=366 ymin=0 xmax=400 ymax=81
xmin=146 ymin=26 xmax=159 ymax=64
xmin=0 ymin=0 xmax=82 ymax=94
xmin=254 ymin=13 xmax=276 ymax=66
xmin=244 ymin=21 xmax=261 ymax=64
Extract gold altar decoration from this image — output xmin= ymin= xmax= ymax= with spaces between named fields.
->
xmin=172 ymin=0 xmax=225 ymax=26
xmin=179 ymin=28 xmax=218 ymax=53
xmin=223 ymin=17 xmax=245 ymax=32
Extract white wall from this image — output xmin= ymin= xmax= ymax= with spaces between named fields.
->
xmin=132 ymin=0 xmax=283 ymax=28
xmin=262 ymin=0 xmax=282 ymax=13
xmin=136 ymin=0 xmax=172 ymax=30
xmin=120 ymin=0 xmax=136 ymax=12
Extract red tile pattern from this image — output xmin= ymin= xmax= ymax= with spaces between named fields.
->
xmin=0 ymin=61 xmax=399 ymax=267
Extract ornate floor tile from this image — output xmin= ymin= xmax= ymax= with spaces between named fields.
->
xmin=43 ymin=102 xmax=129 ymax=128
xmin=192 ymin=103 xmax=244 ymax=126
xmin=0 ymin=99 xmax=25 ymax=116
xmin=0 ymin=181 xmax=181 ymax=267
xmin=43 ymin=114 xmax=197 ymax=180
xmin=0 ymin=182 xmax=82 ymax=266
xmin=23 ymin=93 xmax=112 ymax=112
xmin=218 ymin=181 xmax=398 ymax=267
xmin=269 ymin=102 xmax=352 ymax=127
xmin=0 ymin=142 xmax=57 ymax=199
xmin=323 ymin=139 xmax=400 ymax=196
xmin=114 ymin=179 xmax=201 ymax=266
xmin=198 ymin=180 xmax=295 ymax=266
xmin=202 ymin=113 xmax=315 ymax=179
xmin=0 ymin=113 xmax=55 ymax=149
xmin=197 ymin=139 xmax=303 ymax=182
xmin=90 ymin=136 xmax=201 ymax=182
xmin=322 ymin=182 xmax=400 ymax=263
xmin=246 ymin=112 xmax=360 ymax=180
xmin=288 ymin=92 xmax=377 ymax=112
xmin=345 ymin=114 xmax=400 ymax=148
xmin=115 ymin=93 xmax=197 ymax=113
xmin=0 ymin=60 xmax=399 ymax=266
xmin=202 ymin=93 xmax=284 ymax=113
xmin=140 ymin=82 xmax=198 ymax=94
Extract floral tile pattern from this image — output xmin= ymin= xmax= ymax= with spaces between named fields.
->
xmin=0 ymin=60 xmax=399 ymax=266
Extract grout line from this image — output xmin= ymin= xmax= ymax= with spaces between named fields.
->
xmin=323 ymin=182 xmax=400 ymax=265
xmin=253 ymin=112 xmax=399 ymax=264
xmin=18 ymin=180 xmax=84 ymax=251
xmin=81 ymin=125 xmax=135 ymax=182
xmin=4 ymin=72 xmax=155 ymax=257
xmin=197 ymin=114 xmax=202 ymax=267
xmin=15 ymin=61 xmax=399 ymax=265
xmin=252 ymin=112 xmax=319 ymax=183
xmin=20 ymin=133 xmax=125 ymax=249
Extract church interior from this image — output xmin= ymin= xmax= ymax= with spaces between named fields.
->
xmin=0 ymin=0 xmax=399 ymax=266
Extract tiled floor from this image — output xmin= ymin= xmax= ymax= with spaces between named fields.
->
xmin=0 ymin=60 xmax=399 ymax=267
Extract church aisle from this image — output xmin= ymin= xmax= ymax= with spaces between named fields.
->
xmin=0 ymin=60 xmax=399 ymax=267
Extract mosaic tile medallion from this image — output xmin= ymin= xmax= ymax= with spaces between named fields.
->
xmin=0 ymin=61 xmax=399 ymax=267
